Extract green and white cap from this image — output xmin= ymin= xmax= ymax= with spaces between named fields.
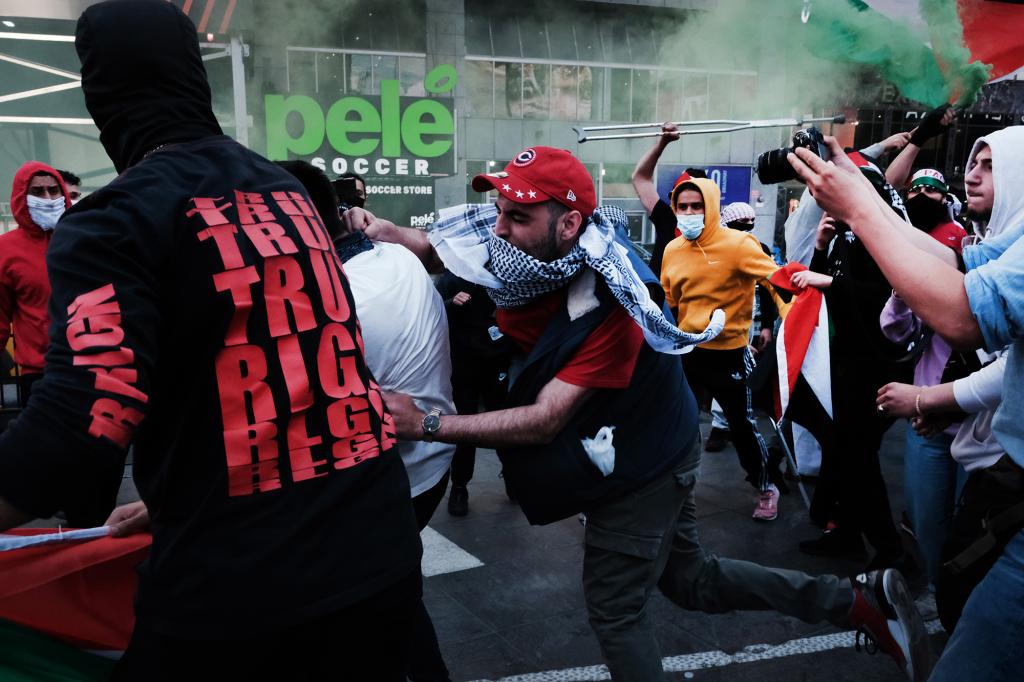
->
xmin=910 ymin=168 xmax=949 ymax=193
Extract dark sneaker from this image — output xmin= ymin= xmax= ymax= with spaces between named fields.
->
xmin=447 ymin=485 xmax=469 ymax=517
xmin=799 ymin=528 xmax=866 ymax=557
xmin=704 ymin=427 xmax=730 ymax=452
xmin=848 ymin=569 xmax=933 ymax=681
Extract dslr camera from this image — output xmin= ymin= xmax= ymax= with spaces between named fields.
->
xmin=756 ymin=127 xmax=831 ymax=184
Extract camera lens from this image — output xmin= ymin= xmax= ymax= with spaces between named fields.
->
xmin=756 ymin=147 xmax=798 ymax=184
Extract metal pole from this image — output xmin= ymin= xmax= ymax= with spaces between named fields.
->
xmin=574 ymin=115 xmax=845 ymax=143
xmin=230 ymin=36 xmax=249 ymax=148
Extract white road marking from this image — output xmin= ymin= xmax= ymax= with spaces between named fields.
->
xmin=469 ymin=620 xmax=944 ymax=681
xmin=421 ymin=526 xmax=484 ymax=577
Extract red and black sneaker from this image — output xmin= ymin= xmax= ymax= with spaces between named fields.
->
xmin=848 ymin=569 xmax=932 ymax=681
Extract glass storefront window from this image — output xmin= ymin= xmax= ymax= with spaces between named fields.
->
xmin=522 ymin=63 xmax=550 ymax=119
xmin=466 ymin=13 xmax=492 ymax=55
xmin=466 ymin=61 xmax=494 ymax=117
xmin=317 ymin=52 xmax=347 ymax=96
xmin=574 ymin=22 xmax=601 ymax=62
xmin=550 ymin=65 xmax=578 ymax=120
xmin=708 ymin=74 xmax=733 ymax=119
xmin=371 ymin=55 xmax=398 ymax=94
xmin=601 ymin=164 xmax=635 ymax=199
xmin=519 ymin=16 xmax=549 ymax=60
xmin=348 ymin=53 xmax=373 ymax=94
xmin=491 ymin=12 xmax=522 ymax=57
xmin=656 ymin=71 xmax=683 ymax=123
xmin=631 ymin=70 xmax=656 ymax=123
xmin=495 ymin=62 xmax=523 ymax=118
xmin=548 ymin=21 xmax=577 ymax=62
xmin=288 ymin=50 xmax=316 ymax=93
xmin=683 ymin=73 xmax=709 ymax=120
xmin=579 ymin=66 xmax=597 ymax=121
xmin=399 ymin=57 xmax=426 ymax=96
xmin=609 ymin=68 xmax=631 ymax=121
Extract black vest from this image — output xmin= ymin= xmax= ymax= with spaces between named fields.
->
xmin=497 ymin=281 xmax=699 ymax=525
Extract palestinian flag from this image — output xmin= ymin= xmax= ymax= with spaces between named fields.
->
xmin=771 ymin=263 xmax=833 ymax=427
xmin=0 ymin=527 xmax=151 ymax=680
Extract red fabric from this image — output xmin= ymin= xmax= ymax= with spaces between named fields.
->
xmin=960 ymin=0 xmax=1024 ymax=81
xmin=0 ymin=162 xmax=70 ymax=373
xmin=769 ymin=263 xmax=824 ymax=418
xmin=496 ymin=290 xmax=644 ymax=389
xmin=0 ymin=528 xmax=150 ymax=651
xmin=928 ymin=221 xmax=968 ymax=256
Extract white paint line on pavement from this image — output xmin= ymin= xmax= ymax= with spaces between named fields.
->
xmin=469 ymin=619 xmax=944 ymax=681
xmin=421 ymin=526 xmax=484 ymax=577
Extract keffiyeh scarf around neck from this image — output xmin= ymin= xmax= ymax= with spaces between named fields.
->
xmin=428 ymin=204 xmax=724 ymax=354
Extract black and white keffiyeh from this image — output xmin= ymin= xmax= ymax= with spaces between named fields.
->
xmin=428 ymin=203 xmax=724 ymax=354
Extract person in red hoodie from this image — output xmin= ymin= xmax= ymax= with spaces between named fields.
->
xmin=0 ymin=162 xmax=71 ymax=405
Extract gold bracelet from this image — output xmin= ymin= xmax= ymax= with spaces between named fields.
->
xmin=915 ymin=392 xmax=924 ymax=417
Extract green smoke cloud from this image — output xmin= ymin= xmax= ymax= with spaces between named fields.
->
xmin=919 ymin=0 xmax=992 ymax=106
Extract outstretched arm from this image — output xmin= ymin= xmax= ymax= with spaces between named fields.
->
xmin=344 ymin=207 xmax=444 ymax=273
xmin=631 ymin=123 xmax=679 ymax=215
xmin=788 ymin=138 xmax=980 ymax=349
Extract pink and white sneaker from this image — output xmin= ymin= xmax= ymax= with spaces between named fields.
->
xmin=752 ymin=484 xmax=779 ymax=521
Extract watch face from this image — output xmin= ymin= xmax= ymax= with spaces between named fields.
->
xmin=423 ymin=413 xmax=441 ymax=432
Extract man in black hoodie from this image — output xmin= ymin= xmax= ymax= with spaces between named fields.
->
xmin=0 ymin=2 xmax=421 ymax=678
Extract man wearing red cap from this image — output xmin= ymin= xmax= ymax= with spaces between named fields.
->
xmin=352 ymin=146 xmax=930 ymax=682
xmin=0 ymin=162 xmax=72 ymax=405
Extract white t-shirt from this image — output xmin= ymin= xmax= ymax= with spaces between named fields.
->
xmin=344 ymin=242 xmax=455 ymax=497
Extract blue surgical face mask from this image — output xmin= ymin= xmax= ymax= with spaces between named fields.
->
xmin=26 ymin=195 xmax=65 ymax=231
xmin=676 ymin=213 xmax=705 ymax=241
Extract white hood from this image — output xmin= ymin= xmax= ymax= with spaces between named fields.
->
xmin=966 ymin=126 xmax=1024 ymax=237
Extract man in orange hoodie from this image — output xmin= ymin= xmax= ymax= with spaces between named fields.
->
xmin=0 ymin=162 xmax=71 ymax=405
xmin=636 ymin=150 xmax=786 ymax=520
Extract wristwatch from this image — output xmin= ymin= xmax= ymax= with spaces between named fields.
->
xmin=421 ymin=407 xmax=442 ymax=442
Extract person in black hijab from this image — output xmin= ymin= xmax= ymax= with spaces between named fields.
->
xmin=0 ymin=2 xmax=422 ymax=679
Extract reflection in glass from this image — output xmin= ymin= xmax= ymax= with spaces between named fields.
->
xmin=399 ymin=57 xmax=426 ymax=96
xmin=317 ymin=52 xmax=347 ymax=96
xmin=656 ymin=72 xmax=683 ymax=123
xmin=578 ymin=66 xmax=595 ymax=120
xmin=371 ymin=55 xmax=398 ymax=94
xmin=609 ymin=68 xmax=631 ymax=121
xmin=550 ymin=65 xmax=577 ymax=120
xmin=683 ymin=74 xmax=709 ymax=120
xmin=348 ymin=53 xmax=372 ymax=94
xmin=466 ymin=61 xmax=495 ymax=117
xmin=495 ymin=62 xmax=523 ymax=118
xmin=631 ymin=70 xmax=655 ymax=123
xmin=522 ymin=64 xmax=550 ymax=119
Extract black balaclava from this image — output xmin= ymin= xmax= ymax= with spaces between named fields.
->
xmin=905 ymin=194 xmax=949 ymax=231
xmin=75 ymin=0 xmax=223 ymax=174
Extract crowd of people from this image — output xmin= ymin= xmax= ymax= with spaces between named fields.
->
xmin=0 ymin=2 xmax=1020 ymax=681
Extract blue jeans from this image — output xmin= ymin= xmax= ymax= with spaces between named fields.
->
xmin=903 ymin=426 xmax=966 ymax=588
xmin=931 ymin=529 xmax=1024 ymax=681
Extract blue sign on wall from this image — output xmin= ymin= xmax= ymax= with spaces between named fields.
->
xmin=656 ymin=165 xmax=753 ymax=209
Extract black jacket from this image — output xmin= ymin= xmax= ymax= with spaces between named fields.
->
xmin=498 ymin=281 xmax=698 ymax=525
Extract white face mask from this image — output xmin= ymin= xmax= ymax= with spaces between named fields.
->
xmin=676 ymin=213 xmax=705 ymax=241
xmin=26 ymin=195 xmax=65 ymax=231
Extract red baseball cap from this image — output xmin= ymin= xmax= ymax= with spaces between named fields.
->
xmin=472 ymin=146 xmax=597 ymax=216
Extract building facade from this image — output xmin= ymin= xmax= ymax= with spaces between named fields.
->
xmin=1 ymin=0 xmax=1021 ymax=252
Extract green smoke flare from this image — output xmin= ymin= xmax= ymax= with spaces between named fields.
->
xmin=919 ymin=0 xmax=992 ymax=107
xmin=803 ymin=0 xmax=951 ymax=107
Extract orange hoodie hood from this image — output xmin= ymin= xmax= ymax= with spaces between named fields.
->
xmin=673 ymin=177 xmax=722 ymax=245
